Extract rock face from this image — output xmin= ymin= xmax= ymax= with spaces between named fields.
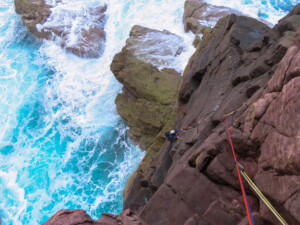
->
xmin=43 ymin=210 xmax=101 ymax=225
xmin=183 ymin=0 xmax=240 ymax=34
xmin=120 ymin=6 xmax=300 ymax=225
xmin=42 ymin=4 xmax=300 ymax=225
xmin=55 ymin=5 xmax=107 ymax=58
xmin=14 ymin=0 xmax=52 ymax=39
xmin=110 ymin=26 xmax=184 ymax=205
xmin=43 ymin=209 xmax=146 ymax=225
xmin=14 ymin=0 xmax=107 ymax=58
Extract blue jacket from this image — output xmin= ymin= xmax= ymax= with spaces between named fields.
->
xmin=165 ymin=129 xmax=181 ymax=142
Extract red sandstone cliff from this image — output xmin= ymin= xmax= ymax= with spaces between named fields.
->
xmin=43 ymin=4 xmax=300 ymax=225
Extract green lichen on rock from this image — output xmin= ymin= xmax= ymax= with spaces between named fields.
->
xmin=111 ymin=25 xmax=182 ymax=181
xmin=112 ymin=49 xmax=180 ymax=105
xmin=137 ymin=105 xmax=177 ymax=177
xmin=115 ymin=94 xmax=175 ymax=149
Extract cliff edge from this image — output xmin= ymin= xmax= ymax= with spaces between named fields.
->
xmin=43 ymin=3 xmax=300 ymax=225
xmin=119 ymin=5 xmax=300 ymax=225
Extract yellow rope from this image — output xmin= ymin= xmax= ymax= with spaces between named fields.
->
xmin=223 ymin=103 xmax=246 ymax=117
xmin=240 ymin=170 xmax=289 ymax=225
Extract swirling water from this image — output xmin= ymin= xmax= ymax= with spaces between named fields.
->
xmin=0 ymin=0 xmax=298 ymax=224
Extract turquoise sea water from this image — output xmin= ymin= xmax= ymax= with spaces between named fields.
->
xmin=0 ymin=0 xmax=299 ymax=224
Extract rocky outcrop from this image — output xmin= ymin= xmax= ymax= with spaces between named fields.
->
xmin=14 ymin=0 xmax=107 ymax=58
xmin=43 ymin=209 xmax=146 ymax=225
xmin=14 ymin=0 xmax=52 ymax=39
xmin=43 ymin=4 xmax=300 ymax=225
xmin=110 ymin=26 xmax=184 ymax=200
xmin=120 ymin=5 xmax=300 ymax=225
xmin=54 ymin=5 xmax=107 ymax=58
xmin=183 ymin=0 xmax=240 ymax=34
xmin=43 ymin=209 xmax=101 ymax=225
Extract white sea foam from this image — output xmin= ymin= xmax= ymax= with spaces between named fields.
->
xmin=204 ymin=0 xmax=300 ymax=26
xmin=0 ymin=170 xmax=27 ymax=225
xmin=1 ymin=0 xmax=297 ymax=224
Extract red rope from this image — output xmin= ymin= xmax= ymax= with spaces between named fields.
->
xmin=225 ymin=117 xmax=254 ymax=225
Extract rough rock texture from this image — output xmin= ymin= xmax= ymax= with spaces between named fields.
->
xmin=43 ymin=209 xmax=101 ymax=225
xmin=57 ymin=5 xmax=107 ymax=58
xmin=14 ymin=0 xmax=107 ymax=58
xmin=183 ymin=0 xmax=240 ymax=34
xmin=14 ymin=0 xmax=52 ymax=39
xmin=43 ymin=4 xmax=300 ymax=225
xmin=120 ymin=7 xmax=300 ymax=225
xmin=43 ymin=209 xmax=146 ymax=225
xmin=110 ymin=26 xmax=183 ymax=205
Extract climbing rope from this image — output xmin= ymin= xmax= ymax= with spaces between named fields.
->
xmin=225 ymin=117 xmax=255 ymax=225
xmin=225 ymin=117 xmax=288 ymax=225
xmin=239 ymin=168 xmax=289 ymax=225
xmin=170 ymin=102 xmax=289 ymax=224
xmin=180 ymin=103 xmax=247 ymax=131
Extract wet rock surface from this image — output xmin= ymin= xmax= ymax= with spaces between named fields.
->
xmin=42 ymin=3 xmax=300 ymax=225
xmin=121 ymin=6 xmax=300 ymax=225
xmin=43 ymin=209 xmax=146 ymax=225
xmin=14 ymin=0 xmax=107 ymax=58
xmin=14 ymin=0 xmax=52 ymax=39
xmin=42 ymin=209 xmax=101 ymax=225
xmin=183 ymin=0 xmax=240 ymax=35
xmin=110 ymin=26 xmax=183 ymax=201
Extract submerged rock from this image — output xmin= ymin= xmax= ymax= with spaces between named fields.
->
xmin=14 ymin=0 xmax=52 ymax=39
xmin=14 ymin=0 xmax=107 ymax=58
xmin=61 ymin=25 xmax=106 ymax=58
xmin=183 ymin=0 xmax=240 ymax=34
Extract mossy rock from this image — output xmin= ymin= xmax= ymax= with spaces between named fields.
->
xmin=115 ymin=93 xmax=175 ymax=149
xmin=123 ymin=171 xmax=139 ymax=199
xmin=135 ymin=102 xmax=178 ymax=177
xmin=193 ymin=35 xmax=201 ymax=48
xmin=111 ymin=49 xmax=180 ymax=105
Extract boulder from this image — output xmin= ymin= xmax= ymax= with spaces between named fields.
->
xmin=183 ymin=0 xmax=240 ymax=34
xmin=111 ymin=25 xmax=183 ymax=181
xmin=42 ymin=209 xmax=101 ymax=225
xmin=43 ymin=209 xmax=147 ymax=225
xmin=14 ymin=1 xmax=107 ymax=58
xmin=61 ymin=26 xmax=106 ymax=58
xmin=57 ymin=5 xmax=107 ymax=58
xmin=14 ymin=0 xmax=52 ymax=39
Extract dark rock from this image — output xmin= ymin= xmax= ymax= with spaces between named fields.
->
xmin=110 ymin=25 xmax=183 ymax=186
xmin=97 ymin=213 xmax=118 ymax=225
xmin=284 ymin=193 xmax=300 ymax=223
xmin=237 ymin=213 xmax=273 ymax=225
xmin=203 ymin=199 xmax=244 ymax=225
xmin=14 ymin=0 xmax=107 ymax=58
xmin=43 ymin=4 xmax=300 ymax=225
xmin=138 ymin=165 xmax=247 ymax=225
xmin=183 ymin=0 xmax=240 ymax=34
xmin=121 ymin=6 xmax=300 ymax=225
xmin=62 ymin=27 xmax=106 ymax=58
xmin=184 ymin=214 xmax=208 ymax=225
xmin=14 ymin=0 xmax=52 ymax=39
xmin=42 ymin=209 xmax=101 ymax=225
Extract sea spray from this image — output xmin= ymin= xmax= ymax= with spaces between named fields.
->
xmin=204 ymin=0 xmax=300 ymax=25
xmin=0 ymin=0 xmax=194 ymax=224
xmin=0 ymin=0 xmax=299 ymax=224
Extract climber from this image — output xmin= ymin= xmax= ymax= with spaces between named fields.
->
xmin=165 ymin=129 xmax=181 ymax=142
